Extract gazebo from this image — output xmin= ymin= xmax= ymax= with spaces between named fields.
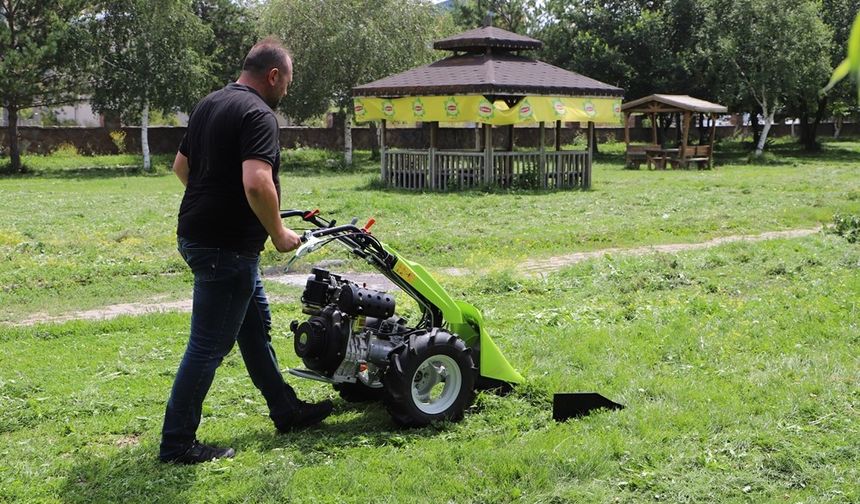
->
xmin=621 ymin=94 xmax=728 ymax=169
xmin=352 ymin=26 xmax=624 ymax=190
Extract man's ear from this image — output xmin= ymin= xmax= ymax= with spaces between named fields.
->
xmin=267 ymin=68 xmax=279 ymax=86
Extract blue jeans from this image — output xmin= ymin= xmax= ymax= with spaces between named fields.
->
xmin=159 ymin=238 xmax=299 ymax=460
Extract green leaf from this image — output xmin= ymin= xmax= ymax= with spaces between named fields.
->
xmin=849 ymin=11 xmax=860 ymax=70
xmin=823 ymin=59 xmax=851 ymax=93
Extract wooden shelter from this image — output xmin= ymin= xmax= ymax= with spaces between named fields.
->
xmin=352 ymin=26 xmax=624 ymax=190
xmin=621 ymin=94 xmax=727 ymax=169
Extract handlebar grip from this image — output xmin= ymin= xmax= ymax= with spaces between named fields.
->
xmin=279 ymin=209 xmax=307 ymax=219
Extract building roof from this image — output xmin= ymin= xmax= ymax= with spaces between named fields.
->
xmin=353 ymin=26 xmax=623 ymax=99
xmin=353 ymin=52 xmax=623 ymax=98
xmin=433 ymin=26 xmax=543 ymax=52
xmin=621 ymin=94 xmax=727 ymax=114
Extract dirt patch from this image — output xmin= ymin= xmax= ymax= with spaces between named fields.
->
xmin=115 ymin=434 xmax=141 ymax=448
xmin=9 ymin=227 xmax=822 ymax=326
xmin=518 ymin=227 xmax=822 ymax=277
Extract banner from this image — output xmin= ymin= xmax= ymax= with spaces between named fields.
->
xmin=353 ymin=95 xmax=622 ymax=125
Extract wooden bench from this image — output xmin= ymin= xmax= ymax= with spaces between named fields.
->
xmin=625 ymin=144 xmax=660 ymax=169
xmin=673 ymin=145 xmax=713 ymax=169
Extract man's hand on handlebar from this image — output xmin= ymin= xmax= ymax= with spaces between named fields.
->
xmin=271 ymin=226 xmax=302 ymax=253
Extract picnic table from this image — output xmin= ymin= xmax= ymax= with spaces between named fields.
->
xmin=645 ymin=147 xmax=678 ymax=170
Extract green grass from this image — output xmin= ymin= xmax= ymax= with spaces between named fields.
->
xmin=0 ymin=141 xmax=858 ymax=502
xmin=0 ymin=235 xmax=857 ymax=503
xmin=1 ymin=142 xmax=858 ymax=322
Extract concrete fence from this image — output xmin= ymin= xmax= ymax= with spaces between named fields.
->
xmin=1 ymin=123 xmax=857 ymax=156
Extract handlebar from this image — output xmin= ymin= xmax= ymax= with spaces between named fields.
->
xmin=280 ymin=209 xmax=389 ymax=262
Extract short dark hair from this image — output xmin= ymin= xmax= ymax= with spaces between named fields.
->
xmin=242 ymin=37 xmax=291 ymax=76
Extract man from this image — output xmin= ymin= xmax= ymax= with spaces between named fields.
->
xmin=160 ymin=38 xmax=333 ymax=465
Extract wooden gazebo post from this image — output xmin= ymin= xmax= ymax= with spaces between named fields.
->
xmin=538 ymin=121 xmax=546 ymax=188
xmin=586 ymin=121 xmax=594 ymax=189
xmin=651 ymin=112 xmax=658 ymax=145
xmin=483 ymin=123 xmax=493 ymax=185
xmin=679 ymin=110 xmax=692 ymax=169
xmin=708 ymin=113 xmax=717 ymax=168
xmin=380 ymin=119 xmax=387 ymax=184
xmin=429 ymin=121 xmax=438 ymax=189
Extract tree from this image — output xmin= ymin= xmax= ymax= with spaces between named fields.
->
xmin=787 ymin=0 xmax=860 ymax=150
xmin=823 ymin=7 xmax=860 ymax=103
xmin=700 ymin=0 xmax=831 ymax=156
xmin=193 ymin=0 xmax=258 ymax=89
xmin=540 ymin=1 xmax=707 ymax=102
xmin=260 ymin=0 xmax=455 ymax=165
xmin=0 ymin=0 xmax=90 ymax=173
xmin=538 ymin=1 xmax=707 ymax=148
xmin=452 ymin=0 xmax=540 ymax=34
xmin=89 ymin=0 xmax=212 ymax=171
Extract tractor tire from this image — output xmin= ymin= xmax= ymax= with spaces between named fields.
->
xmin=382 ymin=329 xmax=476 ymax=427
xmin=333 ymin=382 xmax=385 ymax=403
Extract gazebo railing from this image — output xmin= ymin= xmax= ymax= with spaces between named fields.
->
xmin=384 ymin=149 xmax=589 ymax=190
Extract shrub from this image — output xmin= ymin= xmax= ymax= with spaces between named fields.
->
xmin=830 ymin=213 xmax=860 ymax=243
xmin=109 ymin=130 xmax=127 ymax=154
xmin=52 ymin=142 xmax=79 ymax=157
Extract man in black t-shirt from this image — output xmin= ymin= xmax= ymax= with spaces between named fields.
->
xmin=159 ymin=38 xmax=333 ymax=465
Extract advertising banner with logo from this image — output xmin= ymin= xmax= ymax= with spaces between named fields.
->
xmin=353 ymin=95 xmax=622 ymax=125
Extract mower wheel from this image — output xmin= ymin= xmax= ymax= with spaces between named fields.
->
xmin=383 ymin=329 xmax=476 ymax=427
xmin=333 ymin=382 xmax=385 ymax=403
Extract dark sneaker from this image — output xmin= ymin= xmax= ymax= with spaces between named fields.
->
xmin=164 ymin=440 xmax=235 ymax=465
xmin=277 ymin=399 xmax=334 ymax=433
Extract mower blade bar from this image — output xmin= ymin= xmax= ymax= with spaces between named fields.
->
xmin=552 ymin=392 xmax=624 ymax=421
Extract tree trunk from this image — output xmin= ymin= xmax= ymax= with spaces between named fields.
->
xmin=343 ymin=111 xmax=352 ymax=166
xmin=141 ymin=102 xmax=151 ymax=171
xmin=7 ymin=106 xmax=23 ymax=173
xmin=698 ymin=113 xmax=708 ymax=144
xmin=369 ymin=121 xmax=379 ymax=161
xmin=755 ymin=106 xmax=775 ymax=156
xmin=750 ymin=111 xmax=760 ymax=148
xmin=799 ymin=108 xmax=811 ymax=147
xmin=806 ymin=96 xmax=827 ymax=151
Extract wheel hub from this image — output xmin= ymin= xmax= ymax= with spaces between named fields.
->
xmin=411 ymin=354 xmax=462 ymax=415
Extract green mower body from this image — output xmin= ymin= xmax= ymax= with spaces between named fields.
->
xmin=281 ymin=209 xmax=522 ymax=426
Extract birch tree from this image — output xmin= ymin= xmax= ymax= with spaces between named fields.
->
xmin=0 ymin=0 xmax=90 ymax=173
xmin=260 ymin=0 xmax=454 ymax=165
xmin=90 ymin=0 xmax=211 ymax=171
xmin=702 ymin=0 xmax=830 ymax=156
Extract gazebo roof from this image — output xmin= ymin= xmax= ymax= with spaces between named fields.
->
xmin=353 ymin=26 xmax=623 ymax=98
xmin=621 ymin=94 xmax=727 ymax=114
xmin=433 ymin=26 xmax=543 ymax=52
xmin=353 ymin=52 xmax=623 ymax=98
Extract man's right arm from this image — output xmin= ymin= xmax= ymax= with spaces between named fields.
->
xmin=173 ymin=152 xmax=189 ymax=187
xmin=242 ymin=158 xmax=301 ymax=252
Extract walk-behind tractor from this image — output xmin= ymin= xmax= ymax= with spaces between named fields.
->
xmin=280 ymin=209 xmax=523 ymax=427
xmin=280 ymin=210 xmax=622 ymax=427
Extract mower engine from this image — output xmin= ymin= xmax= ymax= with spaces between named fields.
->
xmin=289 ymin=267 xmax=410 ymax=388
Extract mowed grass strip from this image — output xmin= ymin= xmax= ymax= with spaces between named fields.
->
xmin=1 ymin=141 xmax=858 ymax=322
xmin=0 ymin=235 xmax=856 ymax=503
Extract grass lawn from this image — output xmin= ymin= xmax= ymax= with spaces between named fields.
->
xmin=1 ymin=140 xmax=858 ymax=322
xmin=0 ymin=139 xmax=858 ymax=502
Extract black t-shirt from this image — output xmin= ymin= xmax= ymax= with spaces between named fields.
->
xmin=177 ymin=83 xmax=280 ymax=252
